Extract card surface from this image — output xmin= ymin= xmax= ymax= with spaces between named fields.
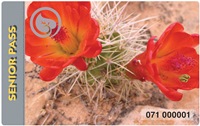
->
xmin=1 ymin=1 xmax=199 ymax=125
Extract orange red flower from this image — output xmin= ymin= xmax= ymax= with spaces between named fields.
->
xmin=127 ymin=22 xmax=199 ymax=101
xmin=26 ymin=2 xmax=102 ymax=81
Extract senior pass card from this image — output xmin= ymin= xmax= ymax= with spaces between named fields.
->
xmin=1 ymin=1 xmax=199 ymax=125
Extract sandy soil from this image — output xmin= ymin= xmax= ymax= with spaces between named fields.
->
xmin=25 ymin=2 xmax=199 ymax=125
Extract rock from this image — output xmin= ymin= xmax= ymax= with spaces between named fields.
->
xmin=25 ymin=93 xmax=51 ymax=124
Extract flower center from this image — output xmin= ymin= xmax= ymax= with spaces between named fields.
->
xmin=179 ymin=74 xmax=190 ymax=83
xmin=169 ymin=54 xmax=195 ymax=72
xmin=51 ymin=25 xmax=79 ymax=55
xmin=51 ymin=26 xmax=68 ymax=42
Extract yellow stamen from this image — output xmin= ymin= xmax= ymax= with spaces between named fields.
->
xmin=179 ymin=74 xmax=190 ymax=83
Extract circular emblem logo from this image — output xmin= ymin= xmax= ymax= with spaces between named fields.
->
xmin=30 ymin=7 xmax=61 ymax=38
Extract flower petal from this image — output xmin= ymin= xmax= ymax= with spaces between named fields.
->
xmin=62 ymin=5 xmax=80 ymax=36
xmin=39 ymin=67 xmax=63 ymax=81
xmin=83 ymin=41 xmax=102 ymax=58
xmin=86 ymin=19 xmax=100 ymax=43
xmin=191 ymin=34 xmax=199 ymax=47
xmin=78 ymin=2 xmax=91 ymax=10
xmin=25 ymin=19 xmax=58 ymax=46
xmin=73 ymin=57 xmax=87 ymax=70
xmin=77 ymin=5 xmax=91 ymax=41
xmin=27 ymin=2 xmax=67 ymax=22
xmin=75 ymin=19 xmax=100 ymax=56
xmin=26 ymin=42 xmax=66 ymax=58
xmin=31 ymin=55 xmax=75 ymax=68
xmin=155 ymin=32 xmax=197 ymax=57
xmin=154 ymin=22 xmax=184 ymax=48
xmin=155 ymin=81 xmax=183 ymax=101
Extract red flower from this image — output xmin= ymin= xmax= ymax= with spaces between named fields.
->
xmin=127 ymin=22 xmax=199 ymax=101
xmin=25 ymin=2 xmax=102 ymax=81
